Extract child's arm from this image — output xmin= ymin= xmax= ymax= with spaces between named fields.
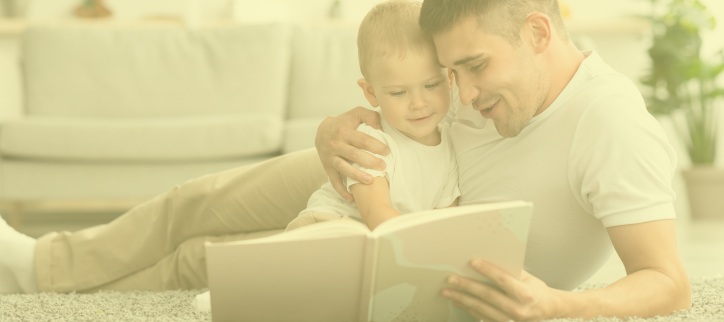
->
xmin=350 ymin=176 xmax=400 ymax=231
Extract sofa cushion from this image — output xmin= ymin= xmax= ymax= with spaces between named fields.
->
xmin=282 ymin=117 xmax=325 ymax=154
xmin=23 ymin=24 xmax=291 ymax=118
xmin=287 ymin=23 xmax=371 ymax=119
xmin=0 ymin=157 xmax=271 ymax=200
xmin=0 ymin=41 xmax=23 ymax=121
xmin=0 ymin=114 xmax=282 ymax=161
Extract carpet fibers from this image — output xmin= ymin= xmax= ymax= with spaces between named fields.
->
xmin=0 ymin=275 xmax=721 ymax=321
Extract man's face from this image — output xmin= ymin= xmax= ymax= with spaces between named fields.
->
xmin=433 ymin=17 xmax=548 ymax=138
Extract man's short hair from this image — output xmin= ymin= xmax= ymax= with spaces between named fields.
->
xmin=357 ymin=0 xmax=434 ymax=78
xmin=419 ymin=0 xmax=569 ymax=46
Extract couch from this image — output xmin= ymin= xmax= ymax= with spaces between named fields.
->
xmin=0 ymin=21 xmax=371 ymax=226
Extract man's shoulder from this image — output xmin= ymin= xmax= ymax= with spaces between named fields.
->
xmin=573 ymin=52 xmax=645 ymax=112
xmin=553 ymin=57 xmax=664 ymax=151
xmin=562 ymin=68 xmax=647 ymax=129
xmin=567 ymin=77 xmax=669 ymax=154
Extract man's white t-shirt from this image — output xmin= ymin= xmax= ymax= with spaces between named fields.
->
xmin=449 ymin=51 xmax=677 ymax=291
xmin=301 ymin=109 xmax=461 ymax=221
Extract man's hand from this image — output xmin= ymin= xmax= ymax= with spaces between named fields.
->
xmin=315 ymin=107 xmax=390 ymax=202
xmin=441 ymin=260 xmax=565 ymax=322
xmin=441 ymin=220 xmax=691 ymax=321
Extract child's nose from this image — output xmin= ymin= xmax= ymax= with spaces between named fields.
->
xmin=410 ymin=93 xmax=427 ymax=110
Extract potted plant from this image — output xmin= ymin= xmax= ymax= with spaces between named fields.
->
xmin=641 ymin=0 xmax=724 ymax=219
xmin=74 ymin=0 xmax=111 ymax=19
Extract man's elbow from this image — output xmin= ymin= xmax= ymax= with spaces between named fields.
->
xmin=660 ymin=267 xmax=691 ymax=314
xmin=674 ymin=274 xmax=692 ymax=312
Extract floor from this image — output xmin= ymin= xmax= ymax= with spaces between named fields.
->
xmin=6 ymin=210 xmax=723 ymax=286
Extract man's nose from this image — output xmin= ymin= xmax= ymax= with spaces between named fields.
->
xmin=455 ymin=73 xmax=479 ymax=106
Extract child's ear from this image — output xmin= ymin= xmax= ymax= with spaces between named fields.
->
xmin=357 ymin=78 xmax=380 ymax=107
xmin=447 ymin=68 xmax=454 ymax=89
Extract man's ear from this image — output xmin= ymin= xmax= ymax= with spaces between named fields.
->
xmin=447 ymin=68 xmax=454 ymax=89
xmin=524 ymin=12 xmax=552 ymax=54
xmin=357 ymin=78 xmax=380 ymax=107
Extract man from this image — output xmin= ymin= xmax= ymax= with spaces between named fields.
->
xmin=315 ymin=0 xmax=691 ymax=320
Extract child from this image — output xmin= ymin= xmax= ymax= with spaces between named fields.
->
xmin=287 ymin=0 xmax=459 ymax=232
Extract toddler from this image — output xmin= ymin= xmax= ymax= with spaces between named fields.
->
xmin=287 ymin=0 xmax=459 ymax=231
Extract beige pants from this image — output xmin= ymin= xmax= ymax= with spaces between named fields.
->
xmin=35 ymin=148 xmax=328 ymax=292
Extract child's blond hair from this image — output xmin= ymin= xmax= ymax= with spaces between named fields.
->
xmin=357 ymin=0 xmax=434 ymax=79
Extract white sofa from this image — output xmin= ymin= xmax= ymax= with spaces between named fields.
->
xmin=0 ymin=22 xmax=371 ymax=221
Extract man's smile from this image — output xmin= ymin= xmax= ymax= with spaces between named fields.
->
xmin=476 ymin=100 xmax=499 ymax=119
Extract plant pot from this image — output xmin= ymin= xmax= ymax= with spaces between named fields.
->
xmin=682 ymin=167 xmax=724 ymax=220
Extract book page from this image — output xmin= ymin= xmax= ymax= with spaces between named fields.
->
xmin=372 ymin=201 xmax=530 ymax=237
xmin=206 ymin=221 xmax=369 ymax=322
xmin=367 ymin=202 xmax=532 ymax=322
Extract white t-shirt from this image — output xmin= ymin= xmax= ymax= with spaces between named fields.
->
xmin=449 ymin=51 xmax=677 ymax=291
xmin=300 ymin=109 xmax=461 ymax=221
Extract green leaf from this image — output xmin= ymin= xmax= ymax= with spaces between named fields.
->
xmin=705 ymin=88 xmax=724 ymax=98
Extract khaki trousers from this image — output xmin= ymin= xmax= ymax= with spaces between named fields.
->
xmin=34 ymin=148 xmax=328 ymax=292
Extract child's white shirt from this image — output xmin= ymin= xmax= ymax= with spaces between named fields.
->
xmin=299 ymin=108 xmax=460 ymax=221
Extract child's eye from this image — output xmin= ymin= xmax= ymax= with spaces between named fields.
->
xmin=425 ymin=82 xmax=440 ymax=89
xmin=390 ymin=91 xmax=405 ymax=96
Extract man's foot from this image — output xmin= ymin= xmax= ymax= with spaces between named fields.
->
xmin=0 ymin=215 xmax=39 ymax=293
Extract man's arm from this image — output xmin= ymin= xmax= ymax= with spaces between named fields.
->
xmin=561 ymin=219 xmax=690 ymax=318
xmin=440 ymin=219 xmax=690 ymax=321
xmin=315 ymin=107 xmax=389 ymax=202
xmin=350 ymin=177 xmax=400 ymax=231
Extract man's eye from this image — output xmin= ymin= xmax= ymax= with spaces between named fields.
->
xmin=425 ymin=82 xmax=440 ymax=89
xmin=391 ymin=91 xmax=405 ymax=96
xmin=470 ymin=63 xmax=485 ymax=72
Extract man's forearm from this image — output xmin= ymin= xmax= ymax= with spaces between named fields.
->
xmin=558 ymin=268 xmax=691 ymax=319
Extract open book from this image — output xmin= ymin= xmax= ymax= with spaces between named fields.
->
xmin=205 ymin=200 xmax=533 ymax=322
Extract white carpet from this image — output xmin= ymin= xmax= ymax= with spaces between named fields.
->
xmin=0 ymin=289 xmax=210 ymax=321
xmin=0 ymin=275 xmax=722 ymax=321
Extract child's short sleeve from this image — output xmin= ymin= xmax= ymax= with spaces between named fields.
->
xmin=435 ymin=125 xmax=461 ymax=208
xmin=345 ymin=123 xmax=397 ymax=193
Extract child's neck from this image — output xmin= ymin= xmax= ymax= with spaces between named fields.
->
xmin=401 ymin=128 xmax=441 ymax=146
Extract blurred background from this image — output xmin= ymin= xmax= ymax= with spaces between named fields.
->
xmin=0 ymin=0 xmax=722 ymax=284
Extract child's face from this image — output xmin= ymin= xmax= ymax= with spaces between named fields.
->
xmin=359 ymin=48 xmax=453 ymax=141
